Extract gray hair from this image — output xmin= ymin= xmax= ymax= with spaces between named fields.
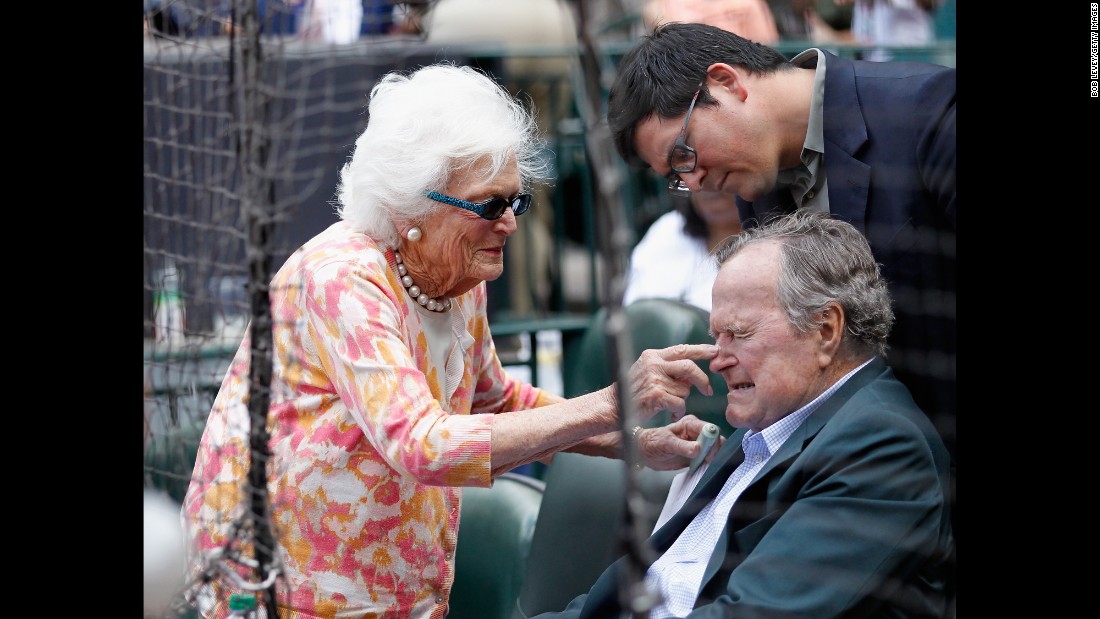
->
xmin=714 ymin=211 xmax=894 ymax=358
xmin=336 ymin=63 xmax=550 ymax=246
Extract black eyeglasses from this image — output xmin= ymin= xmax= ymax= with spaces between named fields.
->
xmin=667 ymin=84 xmax=704 ymax=198
xmin=425 ymin=191 xmax=532 ymax=220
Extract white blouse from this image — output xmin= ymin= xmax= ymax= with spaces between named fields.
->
xmin=622 ymin=210 xmax=718 ymax=312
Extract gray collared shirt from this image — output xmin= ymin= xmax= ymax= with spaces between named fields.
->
xmin=780 ymin=48 xmax=830 ymax=214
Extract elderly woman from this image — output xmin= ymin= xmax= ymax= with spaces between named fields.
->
xmin=182 ymin=64 xmax=718 ymax=619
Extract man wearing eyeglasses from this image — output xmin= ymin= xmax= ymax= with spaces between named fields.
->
xmin=605 ymin=21 xmax=955 ymax=570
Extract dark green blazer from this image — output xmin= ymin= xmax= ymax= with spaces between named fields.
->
xmin=533 ymin=358 xmax=954 ymax=618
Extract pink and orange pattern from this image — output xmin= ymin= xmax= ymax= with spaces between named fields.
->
xmin=182 ymin=221 xmax=558 ymax=618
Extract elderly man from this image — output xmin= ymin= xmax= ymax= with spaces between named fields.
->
xmin=533 ymin=210 xmax=954 ymax=618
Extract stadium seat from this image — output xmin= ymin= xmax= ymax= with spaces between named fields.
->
xmin=450 ymin=472 xmax=546 ymax=619
xmin=510 ymin=299 xmax=732 ymax=617
xmin=511 ymin=452 xmax=677 ymax=617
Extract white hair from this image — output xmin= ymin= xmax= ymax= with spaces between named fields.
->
xmin=335 ymin=63 xmax=549 ymax=245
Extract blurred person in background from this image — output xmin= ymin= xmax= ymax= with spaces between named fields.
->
xmin=182 ymin=63 xmax=720 ymax=619
xmin=794 ymin=0 xmax=856 ymax=43
xmin=761 ymin=0 xmax=810 ymax=39
xmin=836 ymin=0 xmax=944 ymax=60
xmin=389 ymin=0 xmax=432 ymax=34
xmin=623 ymin=190 xmax=742 ymax=312
xmin=296 ymin=0 xmax=363 ymax=43
xmin=145 ymin=378 xmax=186 ymax=618
xmin=642 ymin=0 xmax=780 ymax=43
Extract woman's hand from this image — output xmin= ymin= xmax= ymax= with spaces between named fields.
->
xmin=628 ymin=344 xmax=718 ymax=422
xmin=637 ymin=415 xmax=726 ymax=471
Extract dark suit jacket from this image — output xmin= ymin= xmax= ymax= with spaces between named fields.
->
xmin=532 ymin=358 xmax=954 ymax=618
xmin=736 ymin=52 xmax=957 ymax=464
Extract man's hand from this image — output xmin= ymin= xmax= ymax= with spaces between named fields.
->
xmin=637 ymin=415 xmax=726 ymax=471
xmin=628 ymin=344 xmax=718 ymax=421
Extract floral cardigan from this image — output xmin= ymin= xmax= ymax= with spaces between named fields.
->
xmin=182 ymin=221 xmax=558 ymax=618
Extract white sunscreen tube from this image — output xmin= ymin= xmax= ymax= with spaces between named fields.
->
xmin=688 ymin=423 xmax=720 ymax=475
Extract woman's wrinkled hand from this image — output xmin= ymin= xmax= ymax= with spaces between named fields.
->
xmin=628 ymin=344 xmax=718 ymax=422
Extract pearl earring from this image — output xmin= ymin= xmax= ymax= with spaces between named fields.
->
xmin=405 ymin=227 xmax=422 ymax=242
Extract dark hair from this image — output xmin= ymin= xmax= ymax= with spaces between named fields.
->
xmin=673 ymin=195 xmax=708 ymax=240
xmin=607 ymin=22 xmax=791 ymax=168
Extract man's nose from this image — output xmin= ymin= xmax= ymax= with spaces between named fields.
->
xmin=709 ymin=346 xmax=733 ymax=373
xmin=679 ymin=168 xmax=704 ymax=192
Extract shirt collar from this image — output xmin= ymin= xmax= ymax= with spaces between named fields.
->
xmin=789 ymin=48 xmax=827 ymax=157
xmin=747 ymin=356 xmax=876 ymax=454
xmin=776 ymin=48 xmax=828 ymax=200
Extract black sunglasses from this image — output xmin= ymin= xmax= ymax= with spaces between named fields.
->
xmin=425 ymin=191 xmax=532 ymax=221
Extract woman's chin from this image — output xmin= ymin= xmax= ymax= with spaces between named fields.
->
xmin=473 ymin=263 xmax=505 ymax=283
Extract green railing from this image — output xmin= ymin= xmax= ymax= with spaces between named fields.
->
xmin=144 ymin=36 xmax=957 ymax=410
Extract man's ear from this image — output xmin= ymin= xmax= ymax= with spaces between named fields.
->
xmin=816 ymin=302 xmax=844 ymax=367
xmin=705 ymin=63 xmax=748 ymax=102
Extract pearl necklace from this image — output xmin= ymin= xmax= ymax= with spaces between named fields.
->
xmin=394 ymin=249 xmax=452 ymax=312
